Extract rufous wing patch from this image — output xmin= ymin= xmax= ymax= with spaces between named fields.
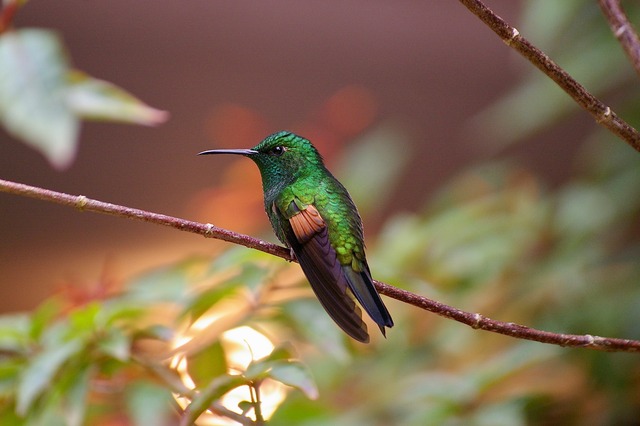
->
xmin=289 ymin=204 xmax=325 ymax=244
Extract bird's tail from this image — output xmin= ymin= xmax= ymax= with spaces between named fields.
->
xmin=343 ymin=266 xmax=394 ymax=335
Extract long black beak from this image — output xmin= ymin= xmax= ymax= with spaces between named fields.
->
xmin=198 ymin=149 xmax=258 ymax=156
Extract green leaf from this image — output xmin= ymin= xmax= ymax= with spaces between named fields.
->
xmin=209 ymin=246 xmax=274 ymax=272
xmin=0 ymin=409 xmax=21 ymax=426
xmin=242 ymin=343 xmax=295 ymax=380
xmin=136 ymin=324 xmax=174 ymax=342
xmin=269 ymin=396 xmax=333 ymax=425
xmin=183 ymin=375 xmax=246 ymax=425
xmin=268 ymin=360 xmax=318 ymax=400
xmin=16 ymin=338 xmax=82 ymax=415
xmin=237 ymin=400 xmax=253 ymax=415
xmin=0 ymin=313 xmax=30 ymax=352
xmin=336 ymin=122 xmax=411 ymax=215
xmin=0 ymin=357 xmax=23 ymax=398
xmin=66 ymin=70 xmax=168 ymax=125
xmin=235 ymin=263 xmax=272 ymax=292
xmin=244 ymin=354 xmax=318 ymax=400
xmin=555 ymin=183 xmax=615 ymax=237
xmin=0 ymin=29 xmax=78 ymax=169
xmin=469 ymin=343 xmax=557 ymax=392
xmin=180 ymin=281 xmax=240 ymax=324
xmin=471 ymin=399 xmax=526 ymax=426
xmin=521 ymin=0 xmax=590 ymax=49
xmin=264 ymin=343 xmax=295 ymax=362
xmin=98 ymin=328 xmax=131 ymax=362
xmin=29 ymin=298 xmax=63 ymax=341
xmin=125 ymin=266 xmax=192 ymax=304
xmin=61 ymin=364 xmax=91 ymax=426
xmin=98 ymin=299 xmax=146 ymax=327
xmin=125 ymin=381 xmax=174 ymax=426
xmin=180 ymin=260 xmax=271 ymax=323
xmin=281 ymin=299 xmax=350 ymax=361
xmin=68 ymin=302 xmax=100 ymax=334
xmin=244 ymin=358 xmax=271 ymax=381
xmin=186 ymin=341 xmax=228 ymax=389
xmin=26 ymin=402 xmax=68 ymax=426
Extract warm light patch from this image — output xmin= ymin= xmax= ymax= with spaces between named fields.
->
xmin=171 ymin=322 xmax=289 ymax=425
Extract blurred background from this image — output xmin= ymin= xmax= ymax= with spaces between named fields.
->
xmin=0 ymin=0 xmax=530 ymax=311
xmin=1 ymin=1 xmax=640 ymax=425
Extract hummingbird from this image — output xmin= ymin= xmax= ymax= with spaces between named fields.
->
xmin=199 ymin=131 xmax=393 ymax=343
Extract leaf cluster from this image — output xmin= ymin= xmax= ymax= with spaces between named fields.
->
xmin=0 ymin=252 xmax=331 ymax=425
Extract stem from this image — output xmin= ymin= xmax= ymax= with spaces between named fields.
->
xmin=598 ymin=0 xmax=640 ymax=78
xmin=458 ymin=0 xmax=640 ymax=153
xmin=1 ymin=178 xmax=639 ymax=353
xmin=251 ymin=381 xmax=265 ymax=426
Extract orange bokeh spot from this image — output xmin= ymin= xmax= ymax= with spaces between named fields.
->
xmin=188 ymin=160 xmax=266 ymax=234
xmin=322 ymin=85 xmax=377 ymax=139
xmin=205 ymin=103 xmax=270 ymax=148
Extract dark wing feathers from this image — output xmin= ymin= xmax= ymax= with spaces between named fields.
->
xmin=342 ymin=265 xmax=394 ymax=336
xmin=287 ymin=205 xmax=370 ymax=342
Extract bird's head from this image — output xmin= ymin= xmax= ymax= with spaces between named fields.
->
xmin=199 ymin=131 xmax=325 ymax=184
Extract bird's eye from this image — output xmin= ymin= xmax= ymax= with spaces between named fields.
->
xmin=269 ymin=146 xmax=286 ymax=156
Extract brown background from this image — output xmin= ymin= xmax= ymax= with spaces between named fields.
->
xmin=0 ymin=1 xmax=583 ymax=311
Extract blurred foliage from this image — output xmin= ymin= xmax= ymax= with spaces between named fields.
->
xmin=0 ymin=254 xmax=321 ymax=425
xmin=2 ymin=0 xmax=640 ymax=425
xmin=0 ymin=1 xmax=167 ymax=169
xmin=473 ymin=0 xmax=639 ymax=148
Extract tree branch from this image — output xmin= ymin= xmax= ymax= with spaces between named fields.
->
xmin=458 ymin=0 xmax=640 ymax=153
xmin=598 ymin=0 xmax=640 ymax=78
xmin=1 ymin=178 xmax=639 ymax=353
xmin=0 ymin=178 xmax=290 ymax=260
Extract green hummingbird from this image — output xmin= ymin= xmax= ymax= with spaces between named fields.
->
xmin=199 ymin=131 xmax=393 ymax=343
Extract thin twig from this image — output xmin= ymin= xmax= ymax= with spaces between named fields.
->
xmin=1 ymin=178 xmax=639 ymax=353
xmin=458 ymin=0 xmax=640 ymax=153
xmin=250 ymin=381 xmax=265 ymax=426
xmin=598 ymin=0 xmax=640 ymax=78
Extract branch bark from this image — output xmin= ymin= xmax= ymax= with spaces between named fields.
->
xmin=1 ymin=178 xmax=639 ymax=353
xmin=598 ymin=0 xmax=640 ymax=78
xmin=458 ymin=0 xmax=640 ymax=153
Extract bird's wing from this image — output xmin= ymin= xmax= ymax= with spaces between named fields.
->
xmin=283 ymin=201 xmax=370 ymax=343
